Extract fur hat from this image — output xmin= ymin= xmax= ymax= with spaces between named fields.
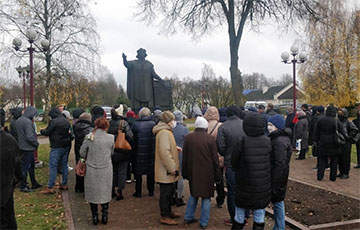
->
xmin=173 ymin=110 xmax=183 ymax=122
xmin=195 ymin=116 xmax=208 ymax=129
xmin=159 ymin=111 xmax=175 ymax=123
xmin=62 ymin=110 xmax=71 ymax=119
xmin=269 ymin=114 xmax=285 ymax=130
xmin=79 ymin=112 xmax=91 ymax=122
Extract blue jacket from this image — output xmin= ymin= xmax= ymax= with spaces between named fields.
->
xmin=132 ymin=116 xmax=156 ymax=175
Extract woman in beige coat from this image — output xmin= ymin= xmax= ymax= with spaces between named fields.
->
xmin=152 ymin=111 xmax=180 ymax=225
xmin=204 ymin=106 xmax=225 ymax=208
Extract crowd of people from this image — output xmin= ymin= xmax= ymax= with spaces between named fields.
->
xmin=1 ymin=102 xmax=359 ymax=230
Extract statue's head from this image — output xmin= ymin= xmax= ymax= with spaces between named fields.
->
xmin=136 ymin=48 xmax=147 ymax=60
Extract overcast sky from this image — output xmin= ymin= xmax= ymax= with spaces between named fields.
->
xmin=89 ymin=0 xmax=305 ymax=88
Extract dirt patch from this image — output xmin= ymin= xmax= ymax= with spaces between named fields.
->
xmin=283 ymin=180 xmax=360 ymax=226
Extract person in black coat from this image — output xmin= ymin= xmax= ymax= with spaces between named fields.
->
xmin=131 ymin=107 xmax=156 ymax=197
xmin=9 ymin=107 xmax=23 ymax=140
xmin=315 ymin=106 xmax=347 ymax=181
xmin=216 ymin=106 xmax=245 ymax=225
xmin=40 ymin=108 xmax=71 ymax=193
xmin=231 ymin=112 xmax=271 ymax=230
xmin=1 ymin=109 xmax=22 ymax=229
xmin=353 ymin=110 xmax=360 ymax=169
xmin=268 ymin=115 xmax=293 ymax=230
xmin=108 ymin=105 xmax=134 ymax=200
xmin=337 ymin=108 xmax=358 ymax=179
xmin=309 ymin=106 xmax=325 ymax=169
xmin=73 ymin=112 xmax=93 ymax=193
xmin=295 ymin=111 xmax=309 ymax=160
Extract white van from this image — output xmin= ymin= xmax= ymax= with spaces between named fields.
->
xmin=244 ymin=101 xmax=267 ymax=110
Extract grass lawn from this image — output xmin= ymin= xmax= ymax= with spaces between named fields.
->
xmin=184 ymin=118 xmax=195 ymax=124
xmin=13 ymin=144 xmax=66 ymax=230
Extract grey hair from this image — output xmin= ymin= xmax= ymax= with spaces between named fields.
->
xmin=139 ymin=107 xmax=151 ymax=118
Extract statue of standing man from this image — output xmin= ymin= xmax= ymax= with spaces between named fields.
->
xmin=122 ymin=48 xmax=163 ymax=113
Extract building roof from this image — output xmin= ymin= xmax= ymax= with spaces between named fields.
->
xmin=245 ymin=85 xmax=286 ymax=101
xmin=277 ymin=87 xmax=303 ymax=99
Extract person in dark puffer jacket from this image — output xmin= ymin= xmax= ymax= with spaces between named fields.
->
xmin=10 ymin=107 xmax=23 ymax=140
xmin=108 ymin=105 xmax=134 ymax=200
xmin=231 ymin=112 xmax=271 ymax=230
xmin=40 ymin=108 xmax=71 ymax=194
xmin=315 ymin=106 xmax=347 ymax=182
xmin=73 ymin=112 xmax=93 ymax=193
xmin=353 ymin=110 xmax=360 ymax=169
xmin=131 ymin=107 xmax=156 ymax=197
xmin=268 ymin=115 xmax=293 ymax=230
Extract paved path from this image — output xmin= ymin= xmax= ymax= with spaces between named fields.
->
xmin=289 ymin=154 xmax=360 ymax=199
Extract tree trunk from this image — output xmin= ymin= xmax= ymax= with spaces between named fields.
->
xmin=229 ymin=40 xmax=245 ymax=106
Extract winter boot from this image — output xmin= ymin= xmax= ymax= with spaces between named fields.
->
xmin=90 ymin=203 xmax=98 ymax=225
xmin=116 ymin=190 xmax=124 ymax=201
xmin=231 ymin=221 xmax=246 ymax=230
xmin=101 ymin=202 xmax=109 ymax=225
xmin=252 ymin=222 xmax=265 ymax=230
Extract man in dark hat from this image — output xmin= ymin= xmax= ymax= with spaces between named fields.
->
xmin=122 ymin=48 xmax=164 ymax=113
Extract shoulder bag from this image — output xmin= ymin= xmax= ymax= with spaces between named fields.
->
xmin=115 ymin=120 xmax=132 ymax=151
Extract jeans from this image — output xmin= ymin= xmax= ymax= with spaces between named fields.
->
xmin=48 ymin=147 xmax=69 ymax=188
xmin=159 ymin=183 xmax=175 ymax=217
xmin=273 ymin=201 xmax=285 ymax=230
xmin=113 ymin=160 xmax=129 ymax=191
xmin=225 ymin=167 xmax=236 ymax=221
xmin=318 ymin=155 xmax=338 ymax=181
xmin=235 ymin=207 xmax=265 ymax=224
xmin=20 ymin=150 xmax=37 ymax=189
xmin=184 ymin=195 xmax=211 ymax=227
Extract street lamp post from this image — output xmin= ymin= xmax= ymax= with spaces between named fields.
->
xmin=13 ymin=28 xmax=49 ymax=166
xmin=16 ymin=65 xmax=30 ymax=108
xmin=12 ymin=28 xmax=49 ymax=106
xmin=281 ymin=45 xmax=307 ymax=112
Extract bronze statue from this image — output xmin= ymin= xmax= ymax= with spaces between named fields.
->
xmin=122 ymin=48 xmax=163 ymax=113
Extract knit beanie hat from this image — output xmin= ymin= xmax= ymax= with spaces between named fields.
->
xmin=126 ymin=110 xmax=136 ymax=118
xmin=173 ymin=110 xmax=183 ymax=122
xmin=79 ymin=112 xmax=91 ymax=122
xmin=317 ymin=106 xmax=325 ymax=113
xmin=62 ymin=110 xmax=71 ymax=119
xmin=159 ymin=111 xmax=175 ymax=123
xmin=268 ymin=114 xmax=285 ymax=130
xmin=91 ymin=106 xmax=105 ymax=123
xmin=115 ymin=104 xmax=124 ymax=116
xmin=72 ymin=108 xmax=85 ymax=119
xmin=195 ymin=116 xmax=208 ymax=129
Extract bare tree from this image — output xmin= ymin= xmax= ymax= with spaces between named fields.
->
xmin=0 ymin=0 xmax=100 ymax=120
xmin=136 ymin=0 xmax=319 ymax=106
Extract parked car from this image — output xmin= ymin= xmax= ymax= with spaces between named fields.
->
xmin=102 ymin=106 xmax=112 ymax=120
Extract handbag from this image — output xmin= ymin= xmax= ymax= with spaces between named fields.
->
xmin=75 ymin=159 xmax=86 ymax=177
xmin=334 ymin=119 xmax=345 ymax=145
xmin=114 ymin=120 xmax=132 ymax=151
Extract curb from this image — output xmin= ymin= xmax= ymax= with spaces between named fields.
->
xmin=62 ymin=190 xmax=75 ymax=230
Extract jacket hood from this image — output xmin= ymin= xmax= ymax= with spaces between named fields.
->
xmin=23 ymin=106 xmax=38 ymax=119
xmin=49 ymin=108 xmax=63 ymax=119
xmin=11 ymin=107 xmax=23 ymax=119
xmin=203 ymin=106 xmax=219 ymax=121
xmin=269 ymin=128 xmax=292 ymax=140
xmin=339 ymin=108 xmax=349 ymax=119
xmin=153 ymin=121 xmax=172 ymax=135
xmin=297 ymin=111 xmax=306 ymax=119
xmin=243 ymin=112 xmax=266 ymax=137
xmin=326 ymin=106 xmax=337 ymax=117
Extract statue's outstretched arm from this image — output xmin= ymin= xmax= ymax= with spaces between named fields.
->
xmin=151 ymin=68 xmax=163 ymax=81
xmin=122 ymin=53 xmax=130 ymax=68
